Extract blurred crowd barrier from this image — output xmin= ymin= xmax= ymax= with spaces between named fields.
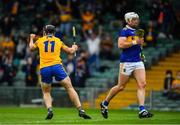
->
xmin=0 ymin=87 xmax=179 ymax=111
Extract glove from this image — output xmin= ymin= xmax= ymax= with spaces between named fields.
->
xmin=136 ymin=29 xmax=146 ymax=62
xmin=140 ymin=53 xmax=146 ymax=62
xmin=135 ymin=29 xmax=145 ymax=38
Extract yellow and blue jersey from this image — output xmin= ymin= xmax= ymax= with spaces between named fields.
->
xmin=33 ymin=35 xmax=68 ymax=83
xmin=119 ymin=26 xmax=142 ymax=62
xmin=34 ymin=35 xmax=67 ymax=69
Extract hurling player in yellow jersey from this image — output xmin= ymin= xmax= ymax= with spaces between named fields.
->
xmin=29 ymin=25 xmax=91 ymax=120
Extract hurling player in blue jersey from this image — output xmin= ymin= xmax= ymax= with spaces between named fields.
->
xmin=100 ymin=12 xmax=153 ymax=119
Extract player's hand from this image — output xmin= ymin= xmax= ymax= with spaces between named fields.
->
xmin=30 ymin=34 xmax=36 ymax=39
xmin=136 ymin=29 xmax=145 ymax=38
xmin=136 ymin=38 xmax=144 ymax=45
xmin=140 ymin=52 xmax=146 ymax=62
xmin=72 ymin=45 xmax=78 ymax=51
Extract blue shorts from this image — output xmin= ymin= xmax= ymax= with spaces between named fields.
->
xmin=40 ymin=64 xmax=67 ymax=84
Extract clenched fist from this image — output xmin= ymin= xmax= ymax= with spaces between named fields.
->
xmin=30 ymin=34 xmax=36 ymax=39
xmin=72 ymin=45 xmax=78 ymax=51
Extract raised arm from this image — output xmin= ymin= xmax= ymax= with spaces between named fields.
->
xmin=82 ymin=30 xmax=89 ymax=39
xmin=67 ymin=0 xmax=71 ymax=8
xmin=55 ymin=0 xmax=62 ymax=10
xmin=62 ymin=44 xmax=78 ymax=54
xmin=98 ymin=26 xmax=103 ymax=37
xmin=29 ymin=34 xmax=37 ymax=51
xmin=79 ymin=3 xmax=85 ymax=17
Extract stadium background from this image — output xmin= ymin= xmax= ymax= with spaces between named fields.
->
xmin=0 ymin=0 xmax=180 ymax=124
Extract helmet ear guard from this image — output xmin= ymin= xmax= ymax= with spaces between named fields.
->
xmin=124 ymin=12 xmax=139 ymax=23
xmin=43 ymin=29 xmax=46 ymax=36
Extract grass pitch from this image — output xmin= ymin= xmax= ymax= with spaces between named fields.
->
xmin=0 ymin=107 xmax=179 ymax=124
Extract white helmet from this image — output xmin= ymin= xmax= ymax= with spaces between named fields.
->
xmin=124 ymin=12 xmax=139 ymax=23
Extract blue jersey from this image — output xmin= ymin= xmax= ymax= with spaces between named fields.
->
xmin=119 ymin=26 xmax=142 ymax=62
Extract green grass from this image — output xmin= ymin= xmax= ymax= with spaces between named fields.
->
xmin=0 ymin=107 xmax=180 ymax=124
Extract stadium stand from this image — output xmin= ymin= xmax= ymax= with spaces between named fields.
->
xmin=0 ymin=0 xmax=180 ymax=110
xmin=93 ymin=50 xmax=180 ymax=109
xmin=129 ymin=91 xmax=180 ymax=111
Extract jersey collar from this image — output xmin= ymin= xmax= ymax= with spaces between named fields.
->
xmin=46 ymin=34 xmax=53 ymax=38
xmin=126 ymin=25 xmax=136 ymax=30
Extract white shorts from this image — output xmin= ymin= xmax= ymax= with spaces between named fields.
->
xmin=120 ymin=61 xmax=145 ymax=76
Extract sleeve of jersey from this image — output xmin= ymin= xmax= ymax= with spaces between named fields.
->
xmin=33 ymin=39 xmax=39 ymax=48
xmin=61 ymin=41 xmax=68 ymax=49
xmin=119 ymin=30 xmax=127 ymax=37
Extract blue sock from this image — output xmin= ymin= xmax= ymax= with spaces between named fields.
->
xmin=139 ymin=106 xmax=145 ymax=111
xmin=103 ymin=100 xmax=109 ymax=106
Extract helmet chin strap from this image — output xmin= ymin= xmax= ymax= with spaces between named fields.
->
xmin=43 ymin=31 xmax=53 ymax=37
xmin=130 ymin=25 xmax=137 ymax=29
xmin=43 ymin=31 xmax=46 ymax=36
xmin=127 ymin=24 xmax=136 ymax=29
xmin=127 ymin=20 xmax=139 ymax=29
xmin=47 ymin=34 xmax=53 ymax=37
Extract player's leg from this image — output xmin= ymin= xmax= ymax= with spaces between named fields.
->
xmin=41 ymin=83 xmax=53 ymax=119
xmin=100 ymin=63 xmax=130 ymax=119
xmin=104 ymin=73 xmax=129 ymax=103
xmin=60 ymin=76 xmax=91 ymax=119
xmin=53 ymin=64 xmax=82 ymax=109
xmin=40 ymin=66 xmax=53 ymax=120
xmin=61 ymin=77 xmax=81 ymax=108
xmin=133 ymin=68 xmax=153 ymax=118
xmin=53 ymin=64 xmax=91 ymax=119
xmin=134 ymin=69 xmax=146 ymax=109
